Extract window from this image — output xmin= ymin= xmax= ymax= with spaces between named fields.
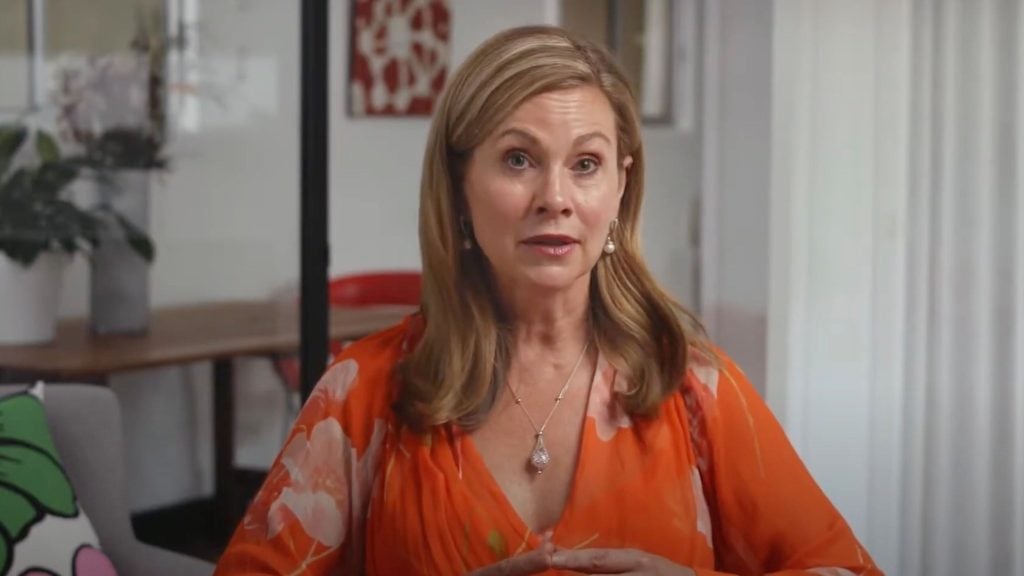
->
xmin=0 ymin=0 xmax=35 ymax=112
xmin=0 ymin=0 xmax=169 ymax=115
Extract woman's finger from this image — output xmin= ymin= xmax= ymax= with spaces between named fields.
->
xmin=550 ymin=547 xmax=648 ymax=573
xmin=469 ymin=543 xmax=554 ymax=576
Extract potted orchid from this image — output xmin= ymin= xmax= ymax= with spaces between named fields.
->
xmin=0 ymin=124 xmax=154 ymax=344
xmin=55 ymin=12 xmax=168 ymax=335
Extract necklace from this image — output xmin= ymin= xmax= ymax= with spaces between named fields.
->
xmin=506 ymin=341 xmax=590 ymax=474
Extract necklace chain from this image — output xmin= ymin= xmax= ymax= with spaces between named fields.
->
xmin=505 ymin=341 xmax=590 ymax=472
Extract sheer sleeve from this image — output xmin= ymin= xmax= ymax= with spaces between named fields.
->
xmin=213 ymin=324 xmax=405 ymax=576
xmin=684 ymin=353 xmax=884 ymax=576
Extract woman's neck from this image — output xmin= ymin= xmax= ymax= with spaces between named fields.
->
xmin=500 ymin=280 xmax=592 ymax=364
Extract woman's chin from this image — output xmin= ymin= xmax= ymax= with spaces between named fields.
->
xmin=513 ymin=267 xmax=591 ymax=294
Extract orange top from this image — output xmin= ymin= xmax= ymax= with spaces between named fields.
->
xmin=215 ymin=317 xmax=882 ymax=575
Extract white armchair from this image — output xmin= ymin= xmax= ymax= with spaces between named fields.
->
xmin=0 ymin=383 xmax=214 ymax=576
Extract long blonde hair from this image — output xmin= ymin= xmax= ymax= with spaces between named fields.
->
xmin=396 ymin=26 xmax=710 ymax=431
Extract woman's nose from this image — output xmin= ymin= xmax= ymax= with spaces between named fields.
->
xmin=532 ymin=168 xmax=573 ymax=216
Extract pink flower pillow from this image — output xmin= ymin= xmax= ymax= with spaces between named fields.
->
xmin=0 ymin=383 xmax=119 ymax=576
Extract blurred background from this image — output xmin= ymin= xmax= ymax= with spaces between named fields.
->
xmin=0 ymin=1 xmax=1021 ymax=575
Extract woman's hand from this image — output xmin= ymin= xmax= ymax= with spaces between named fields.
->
xmin=550 ymin=548 xmax=696 ymax=575
xmin=467 ymin=539 xmax=555 ymax=576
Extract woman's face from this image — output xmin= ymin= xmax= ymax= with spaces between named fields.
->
xmin=462 ymin=85 xmax=631 ymax=299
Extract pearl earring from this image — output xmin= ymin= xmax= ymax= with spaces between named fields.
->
xmin=603 ymin=218 xmax=618 ymax=255
xmin=460 ymin=218 xmax=474 ymax=250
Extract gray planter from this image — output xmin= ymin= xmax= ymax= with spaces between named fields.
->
xmin=90 ymin=170 xmax=151 ymax=335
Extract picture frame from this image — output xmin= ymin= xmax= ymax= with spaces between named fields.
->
xmin=347 ymin=0 xmax=451 ymax=117
xmin=560 ymin=0 xmax=697 ymax=129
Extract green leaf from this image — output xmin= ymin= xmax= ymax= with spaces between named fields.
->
xmin=35 ymin=131 xmax=60 ymax=164
xmin=89 ymin=128 xmax=166 ymax=170
xmin=0 ymin=125 xmax=26 ymax=157
xmin=0 ymin=393 xmax=75 ymax=518
xmin=486 ymin=529 xmax=508 ymax=560
xmin=0 ymin=125 xmax=106 ymax=265
xmin=0 ymin=488 xmax=38 ymax=542
xmin=32 ymin=161 xmax=79 ymax=200
xmin=0 ymin=167 xmax=33 ymax=202
xmin=114 ymin=213 xmax=155 ymax=262
xmin=0 ymin=534 xmax=9 ymax=576
xmin=0 ymin=443 xmax=77 ymax=517
xmin=0 ymin=125 xmax=27 ymax=178
xmin=0 ymin=393 xmax=60 ymax=462
xmin=0 ymin=239 xmax=47 ymax=266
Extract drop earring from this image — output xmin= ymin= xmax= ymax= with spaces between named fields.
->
xmin=460 ymin=218 xmax=474 ymax=250
xmin=603 ymin=218 xmax=618 ymax=255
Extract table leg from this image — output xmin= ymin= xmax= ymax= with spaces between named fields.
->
xmin=213 ymin=357 xmax=235 ymax=540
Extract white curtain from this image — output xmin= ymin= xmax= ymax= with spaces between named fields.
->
xmin=901 ymin=0 xmax=1024 ymax=574
xmin=765 ymin=1 xmax=1024 ymax=574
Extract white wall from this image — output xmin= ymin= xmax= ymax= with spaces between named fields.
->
xmin=703 ymin=1 xmax=903 ymax=570
xmin=25 ymin=0 xmax=700 ymax=511
xmin=701 ymin=0 xmax=773 ymax=391
xmin=766 ymin=2 xmax=909 ymax=572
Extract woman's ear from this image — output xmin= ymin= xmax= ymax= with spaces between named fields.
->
xmin=618 ymin=155 xmax=634 ymax=198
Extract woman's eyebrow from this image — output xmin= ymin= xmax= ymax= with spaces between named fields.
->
xmin=573 ymin=131 xmax=612 ymax=147
xmin=494 ymin=127 xmax=539 ymax=145
xmin=494 ymin=128 xmax=612 ymax=147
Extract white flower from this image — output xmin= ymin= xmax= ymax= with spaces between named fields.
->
xmin=268 ymin=418 xmax=351 ymax=547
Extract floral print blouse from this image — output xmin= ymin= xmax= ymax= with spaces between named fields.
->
xmin=214 ymin=316 xmax=882 ymax=575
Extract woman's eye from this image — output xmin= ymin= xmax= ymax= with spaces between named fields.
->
xmin=505 ymin=151 xmax=530 ymax=169
xmin=575 ymin=157 xmax=599 ymax=174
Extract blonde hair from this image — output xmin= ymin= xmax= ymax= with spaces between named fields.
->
xmin=396 ymin=26 xmax=710 ymax=431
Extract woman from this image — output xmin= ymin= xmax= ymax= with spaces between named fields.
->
xmin=215 ymin=26 xmax=882 ymax=576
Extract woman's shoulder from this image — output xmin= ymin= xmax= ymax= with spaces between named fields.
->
xmin=678 ymin=344 xmax=779 ymax=451
xmin=682 ymin=344 xmax=723 ymax=392
xmin=681 ymin=344 xmax=756 ymax=408
xmin=310 ymin=314 xmax=421 ymax=419
xmin=335 ymin=312 xmax=421 ymax=367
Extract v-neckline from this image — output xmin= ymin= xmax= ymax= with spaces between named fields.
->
xmin=457 ymin=353 xmax=609 ymax=544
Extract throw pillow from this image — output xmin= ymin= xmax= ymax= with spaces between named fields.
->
xmin=0 ymin=382 xmax=118 ymax=576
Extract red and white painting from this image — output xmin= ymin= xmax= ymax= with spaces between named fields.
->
xmin=349 ymin=0 xmax=450 ymax=117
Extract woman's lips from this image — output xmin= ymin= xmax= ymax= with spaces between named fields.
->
xmin=521 ymin=235 xmax=578 ymax=256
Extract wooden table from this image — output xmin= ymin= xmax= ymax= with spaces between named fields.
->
xmin=0 ymin=300 xmax=415 ymax=536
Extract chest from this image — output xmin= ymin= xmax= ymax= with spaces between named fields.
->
xmin=468 ymin=380 xmax=591 ymax=533
xmin=363 ymin=392 xmax=716 ymax=574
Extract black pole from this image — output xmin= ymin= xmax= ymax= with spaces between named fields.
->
xmin=300 ymin=0 xmax=329 ymax=402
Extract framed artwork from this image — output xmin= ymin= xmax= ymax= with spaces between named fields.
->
xmin=562 ymin=0 xmax=696 ymax=128
xmin=348 ymin=0 xmax=451 ymax=117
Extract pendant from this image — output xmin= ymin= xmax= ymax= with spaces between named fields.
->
xmin=529 ymin=434 xmax=551 ymax=473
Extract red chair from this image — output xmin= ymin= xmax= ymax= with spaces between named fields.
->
xmin=273 ymin=271 xmax=422 ymax=400
xmin=328 ymin=271 xmax=422 ymax=307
